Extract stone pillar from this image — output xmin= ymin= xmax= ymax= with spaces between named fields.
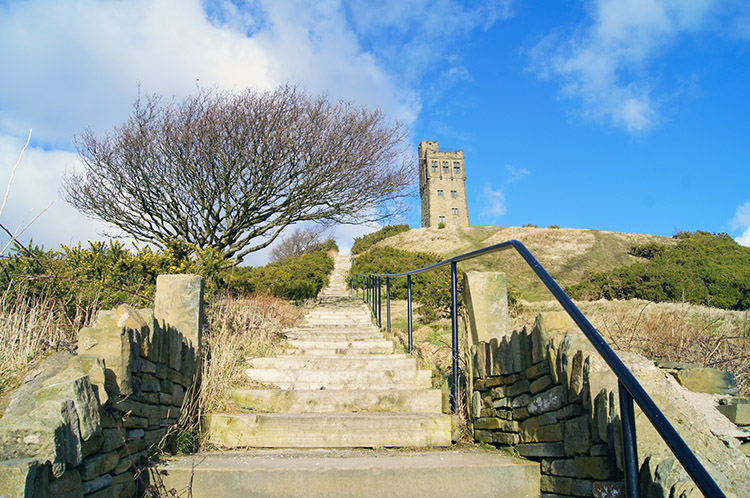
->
xmin=463 ymin=271 xmax=510 ymax=347
xmin=154 ymin=274 xmax=204 ymax=378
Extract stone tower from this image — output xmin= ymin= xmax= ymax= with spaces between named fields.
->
xmin=419 ymin=140 xmax=470 ymax=228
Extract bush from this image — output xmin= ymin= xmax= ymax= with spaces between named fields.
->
xmin=225 ymin=250 xmax=334 ymax=301
xmin=350 ymin=246 xmax=460 ymax=321
xmin=351 ymin=224 xmax=410 ymax=254
xmin=567 ymin=231 xmax=750 ymax=310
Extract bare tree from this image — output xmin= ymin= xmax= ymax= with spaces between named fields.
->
xmin=269 ymin=225 xmax=333 ymax=263
xmin=62 ymin=85 xmax=413 ymax=262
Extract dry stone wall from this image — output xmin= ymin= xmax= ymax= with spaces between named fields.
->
xmin=469 ymin=311 xmax=750 ymax=498
xmin=0 ymin=275 xmax=203 ymax=498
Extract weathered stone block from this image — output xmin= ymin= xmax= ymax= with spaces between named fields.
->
xmin=111 ymin=470 xmax=137 ymax=498
xmin=512 ymin=394 xmax=532 ymax=409
xmin=78 ymin=325 xmax=134 ymax=396
xmin=554 ymin=403 xmax=583 ymax=420
xmin=474 ymin=417 xmax=518 ymax=431
xmin=474 ymin=429 xmax=493 ymax=443
xmin=507 ymin=379 xmax=531 ymax=397
xmin=671 ymin=367 xmax=737 ymax=395
xmin=511 ymin=330 xmax=523 ymax=374
xmin=717 ymin=404 xmax=750 ymax=426
xmin=573 ymin=456 xmax=617 ymax=480
xmin=475 ymin=342 xmax=488 ymax=379
xmin=49 ymin=468 xmax=83 ymax=497
xmin=81 ymin=450 xmax=119 ymax=480
xmin=526 ymin=361 xmax=551 ymax=380
xmin=82 ymin=432 xmax=104 ymax=457
xmin=516 ymin=442 xmax=565 ymax=458
xmin=564 ymin=415 xmax=591 ymax=456
xmin=528 ymin=386 xmax=567 ymax=415
xmin=531 ymin=375 xmax=553 ymax=394
xmin=538 ymin=423 xmax=564 ymax=442
xmin=462 ymin=271 xmax=510 ymax=346
xmin=548 ymin=458 xmax=576 ymax=477
xmin=489 ymin=338 xmax=500 ymax=376
xmin=571 ymin=478 xmax=594 ymax=497
xmin=154 ymin=274 xmax=204 ymax=375
xmin=492 ymin=432 xmax=519 ymax=445
xmin=0 ymin=459 xmax=43 ymax=498
xmin=541 ymin=475 xmax=573 ymax=495
xmin=592 ymin=481 xmax=624 ymax=498
xmin=81 ymin=472 xmax=113 ymax=495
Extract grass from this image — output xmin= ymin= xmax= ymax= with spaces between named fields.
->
xmin=377 ymin=225 xmax=674 ymax=302
xmin=198 ymin=292 xmax=302 ymax=414
xmin=518 ymin=298 xmax=750 ymax=396
xmin=0 ymin=282 xmax=97 ymax=399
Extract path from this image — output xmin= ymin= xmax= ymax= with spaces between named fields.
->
xmin=157 ymin=252 xmax=538 ymax=497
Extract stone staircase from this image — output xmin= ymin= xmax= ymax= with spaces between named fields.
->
xmin=157 ymin=252 xmax=539 ymax=497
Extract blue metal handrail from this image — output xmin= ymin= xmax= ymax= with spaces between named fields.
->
xmin=352 ymin=239 xmax=725 ymax=498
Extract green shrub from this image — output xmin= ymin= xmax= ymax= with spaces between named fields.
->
xmin=351 ymin=224 xmax=410 ymax=254
xmin=437 ymin=222 xmax=446 ymax=229
xmin=349 ymin=246 xmax=460 ymax=321
xmin=225 ymin=250 xmax=334 ymax=301
xmin=567 ymin=231 xmax=750 ymax=310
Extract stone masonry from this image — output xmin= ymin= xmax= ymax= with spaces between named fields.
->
xmin=0 ymin=275 xmax=204 ymax=498
xmin=419 ymin=140 xmax=470 ymax=228
xmin=469 ymin=310 xmax=750 ymax=498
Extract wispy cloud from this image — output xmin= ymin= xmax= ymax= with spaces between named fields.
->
xmin=730 ymin=201 xmax=750 ymax=246
xmin=482 ymin=184 xmax=507 ymax=219
xmin=505 ymin=164 xmax=529 ymax=183
xmin=526 ymin=0 xmax=720 ymax=134
xmin=0 ymin=0 xmax=508 ymax=252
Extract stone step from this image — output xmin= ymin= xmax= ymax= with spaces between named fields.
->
xmin=202 ymin=413 xmax=453 ymax=448
xmin=276 ymin=353 xmax=409 ymax=359
xmin=283 ymin=347 xmax=396 ymax=356
xmin=245 ymin=356 xmax=418 ymax=371
xmin=286 ymin=339 xmax=394 ymax=353
xmin=244 ymin=368 xmax=432 ymax=390
xmin=155 ymin=449 xmax=540 ymax=498
xmin=283 ymin=330 xmax=383 ymax=340
xmin=229 ymin=388 xmax=443 ymax=413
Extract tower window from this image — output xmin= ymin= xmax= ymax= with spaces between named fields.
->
xmin=450 ymin=190 xmax=457 ymax=198
xmin=452 ymin=208 xmax=458 ymax=215
xmin=442 ymin=161 xmax=449 ymax=173
xmin=437 ymin=189 xmax=444 ymax=197
xmin=439 ymin=216 xmax=446 ymax=223
xmin=431 ymin=161 xmax=438 ymax=173
xmin=454 ymin=162 xmax=461 ymax=174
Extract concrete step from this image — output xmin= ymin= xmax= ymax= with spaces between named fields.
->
xmin=202 ymin=413 xmax=453 ymax=448
xmin=245 ymin=356 xmax=418 ymax=371
xmin=283 ymin=347 xmax=398 ymax=356
xmin=286 ymin=339 xmax=394 ymax=353
xmin=283 ymin=330 xmax=383 ymax=340
xmin=275 ymin=353 xmax=409 ymax=359
xmin=243 ymin=368 xmax=432 ymax=390
xmin=229 ymin=388 xmax=443 ymax=413
xmin=155 ymin=449 xmax=541 ymax=498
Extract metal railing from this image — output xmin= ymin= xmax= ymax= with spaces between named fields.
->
xmin=351 ymin=239 xmax=725 ymax=498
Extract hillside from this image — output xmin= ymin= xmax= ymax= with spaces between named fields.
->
xmin=372 ymin=225 xmax=675 ymax=301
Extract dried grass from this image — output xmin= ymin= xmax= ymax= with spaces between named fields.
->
xmin=0 ymin=283 xmax=96 ymax=398
xmin=520 ymin=299 xmax=750 ymax=396
xmin=198 ymin=292 xmax=302 ymax=414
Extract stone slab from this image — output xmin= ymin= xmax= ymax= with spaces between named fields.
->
xmin=156 ymin=449 xmax=540 ymax=498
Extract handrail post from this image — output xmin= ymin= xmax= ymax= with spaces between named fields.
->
xmin=407 ymin=274 xmax=413 ymax=354
xmin=386 ymin=277 xmax=391 ymax=335
xmin=619 ymin=381 xmax=641 ymax=498
xmin=377 ymin=276 xmax=382 ymax=329
xmin=450 ymin=261 xmax=459 ymax=413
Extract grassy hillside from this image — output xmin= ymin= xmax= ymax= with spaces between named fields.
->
xmin=373 ymin=225 xmax=675 ymax=301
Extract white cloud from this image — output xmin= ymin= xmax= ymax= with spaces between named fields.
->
xmin=730 ymin=201 xmax=750 ymax=246
xmin=505 ymin=164 xmax=529 ymax=183
xmin=0 ymin=0 xmax=505 ymax=255
xmin=527 ymin=0 xmax=718 ymax=133
xmin=482 ymin=184 xmax=507 ymax=219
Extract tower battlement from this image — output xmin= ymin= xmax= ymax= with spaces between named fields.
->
xmin=419 ymin=140 xmax=470 ymax=228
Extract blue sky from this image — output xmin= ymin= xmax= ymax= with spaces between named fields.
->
xmin=1 ymin=0 xmax=749 ymax=264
